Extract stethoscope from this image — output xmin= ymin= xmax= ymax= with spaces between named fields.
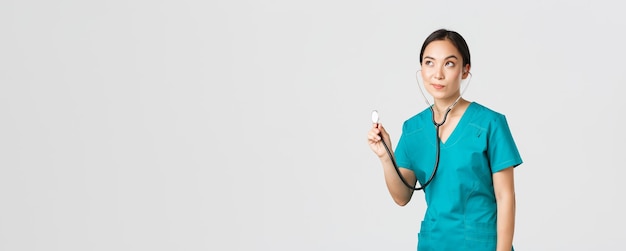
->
xmin=372 ymin=70 xmax=472 ymax=191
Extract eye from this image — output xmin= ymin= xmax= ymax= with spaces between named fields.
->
xmin=424 ymin=60 xmax=433 ymax=66
xmin=445 ymin=61 xmax=455 ymax=67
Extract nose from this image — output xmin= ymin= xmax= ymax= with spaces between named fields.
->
xmin=433 ymin=66 xmax=444 ymax=80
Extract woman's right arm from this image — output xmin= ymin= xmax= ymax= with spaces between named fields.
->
xmin=368 ymin=123 xmax=417 ymax=206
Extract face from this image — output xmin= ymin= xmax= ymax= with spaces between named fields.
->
xmin=420 ymin=39 xmax=470 ymax=101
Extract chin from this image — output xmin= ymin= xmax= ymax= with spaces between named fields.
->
xmin=427 ymin=92 xmax=447 ymax=99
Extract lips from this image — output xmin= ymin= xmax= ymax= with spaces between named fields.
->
xmin=432 ymin=84 xmax=445 ymax=90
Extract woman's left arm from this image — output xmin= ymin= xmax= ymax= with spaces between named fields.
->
xmin=493 ymin=166 xmax=516 ymax=251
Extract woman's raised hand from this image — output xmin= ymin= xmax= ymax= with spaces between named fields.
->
xmin=367 ymin=123 xmax=392 ymax=159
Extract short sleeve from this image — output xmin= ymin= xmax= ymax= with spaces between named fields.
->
xmin=488 ymin=115 xmax=523 ymax=173
xmin=394 ymin=121 xmax=413 ymax=171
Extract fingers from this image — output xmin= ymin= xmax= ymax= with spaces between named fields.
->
xmin=368 ymin=123 xmax=383 ymax=142
xmin=368 ymin=123 xmax=391 ymax=158
xmin=377 ymin=123 xmax=388 ymax=135
xmin=368 ymin=130 xmax=381 ymax=143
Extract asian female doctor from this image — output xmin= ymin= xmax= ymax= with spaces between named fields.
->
xmin=367 ymin=28 xmax=523 ymax=251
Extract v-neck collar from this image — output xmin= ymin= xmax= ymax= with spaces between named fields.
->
xmin=431 ymin=102 xmax=476 ymax=147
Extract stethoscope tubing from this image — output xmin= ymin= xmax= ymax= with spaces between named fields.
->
xmin=380 ymin=106 xmax=450 ymax=191
xmin=381 ymin=70 xmax=471 ymax=191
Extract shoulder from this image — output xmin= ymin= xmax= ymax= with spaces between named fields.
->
xmin=400 ymin=107 xmax=431 ymax=135
xmin=469 ymin=102 xmax=508 ymax=122
xmin=468 ymin=102 xmax=513 ymax=131
xmin=470 ymin=102 xmax=504 ymax=117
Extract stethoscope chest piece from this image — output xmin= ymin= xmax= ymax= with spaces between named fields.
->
xmin=371 ymin=110 xmax=379 ymax=124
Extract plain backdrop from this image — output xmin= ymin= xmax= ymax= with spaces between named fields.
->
xmin=1 ymin=0 xmax=625 ymax=250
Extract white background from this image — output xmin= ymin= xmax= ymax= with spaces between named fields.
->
xmin=1 ymin=0 xmax=625 ymax=250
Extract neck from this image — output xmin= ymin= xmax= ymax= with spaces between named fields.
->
xmin=433 ymin=96 xmax=466 ymax=115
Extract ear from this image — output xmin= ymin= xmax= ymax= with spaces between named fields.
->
xmin=462 ymin=64 xmax=471 ymax=79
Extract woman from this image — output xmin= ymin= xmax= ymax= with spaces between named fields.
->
xmin=367 ymin=29 xmax=522 ymax=251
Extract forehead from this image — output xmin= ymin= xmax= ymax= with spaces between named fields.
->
xmin=423 ymin=39 xmax=461 ymax=59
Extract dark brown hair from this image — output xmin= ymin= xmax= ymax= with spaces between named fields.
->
xmin=419 ymin=29 xmax=471 ymax=67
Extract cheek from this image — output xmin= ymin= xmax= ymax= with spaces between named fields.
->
xmin=447 ymin=69 xmax=462 ymax=78
xmin=421 ymin=68 xmax=437 ymax=80
xmin=446 ymin=68 xmax=463 ymax=78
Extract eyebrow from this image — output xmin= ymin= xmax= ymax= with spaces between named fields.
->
xmin=423 ymin=55 xmax=459 ymax=61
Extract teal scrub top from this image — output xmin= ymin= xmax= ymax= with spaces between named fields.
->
xmin=394 ymin=102 xmax=523 ymax=251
